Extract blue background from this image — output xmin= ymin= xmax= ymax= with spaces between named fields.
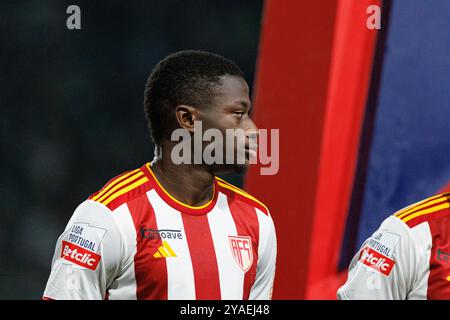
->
xmin=355 ymin=0 xmax=450 ymax=250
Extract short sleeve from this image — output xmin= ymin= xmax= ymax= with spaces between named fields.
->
xmin=337 ymin=216 xmax=419 ymax=300
xmin=43 ymin=200 xmax=123 ymax=300
xmin=249 ymin=209 xmax=277 ymax=300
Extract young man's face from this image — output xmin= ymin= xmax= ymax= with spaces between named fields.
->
xmin=197 ymin=75 xmax=258 ymax=174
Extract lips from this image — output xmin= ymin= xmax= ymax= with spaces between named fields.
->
xmin=245 ymin=144 xmax=258 ymax=161
xmin=243 ymin=131 xmax=258 ymax=162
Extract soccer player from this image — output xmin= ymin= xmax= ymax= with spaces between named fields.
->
xmin=338 ymin=192 xmax=450 ymax=299
xmin=43 ymin=50 xmax=277 ymax=300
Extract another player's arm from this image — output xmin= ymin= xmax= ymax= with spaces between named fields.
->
xmin=337 ymin=216 xmax=420 ymax=300
xmin=249 ymin=210 xmax=277 ymax=300
xmin=43 ymin=200 xmax=124 ymax=300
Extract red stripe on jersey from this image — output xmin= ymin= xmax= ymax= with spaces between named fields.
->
xmin=426 ymin=215 xmax=450 ymax=299
xmin=127 ymin=192 xmax=168 ymax=300
xmin=181 ymin=214 xmax=221 ymax=299
xmin=227 ymin=196 xmax=260 ymax=300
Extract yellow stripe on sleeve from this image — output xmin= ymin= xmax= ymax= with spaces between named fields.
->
xmin=396 ymin=195 xmax=449 ymax=219
xmin=101 ymin=177 xmax=149 ymax=205
xmin=96 ymin=172 xmax=144 ymax=203
xmin=91 ymin=169 xmax=140 ymax=201
xmin=217 ymin=181 xmax=268 ymax=212
xmin=401 ymin=202 xmax=450 ymax=223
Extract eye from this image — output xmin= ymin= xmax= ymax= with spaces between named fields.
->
xmin=234 ymin=111 xmax=245 ymax=118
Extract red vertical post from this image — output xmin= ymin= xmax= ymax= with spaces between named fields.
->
xmin=246 ymin=0 xmax=380 ymax=299
xmin=306 ymin=0 xmax=380 ymax=299
xmin=245 ymin=0 xmax=338 ymax=299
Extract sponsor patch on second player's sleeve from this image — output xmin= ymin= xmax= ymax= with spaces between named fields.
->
xmin=356 ymin=230 xmax=401 ymax=276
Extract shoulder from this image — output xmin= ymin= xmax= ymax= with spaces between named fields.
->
xmin=370 ymin=214 xmax=413 ymax=246
xmin=68 ymin=200 xmax=120 ymax=237
xmin=371 ymin=193 xmax=450 ymax=257
xmin=88 ymin=166 xmax=153 ymax=211
xmin=392 ymin=192 xmax=450 ymax=229
xmin=215 ymin=177 xmax=270 ymax=216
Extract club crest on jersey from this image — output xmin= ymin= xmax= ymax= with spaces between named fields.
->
xmin=229 ymin=236 xmax=253 ymax=272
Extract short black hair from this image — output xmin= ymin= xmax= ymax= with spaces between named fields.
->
xmin=144 ymin=50 xmax=245 ymax=143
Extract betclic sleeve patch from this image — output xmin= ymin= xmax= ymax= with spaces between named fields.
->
xmin=60 ymin=223 xmax=107 ymax=270
xmin=357 ymin=230 xmax=401 ymax=276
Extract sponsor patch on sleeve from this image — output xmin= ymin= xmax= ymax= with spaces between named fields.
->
xmin=61 ymin=241 xmax=102 ymax=270
xmin=358 ymin=246 xmax=395 ymax=276
xmin=366 ymin=230 xmax=400 ymax=259
xmin=60 ymin=223 xmax=107 ymax=270
xmin=357 ymin=230 xmax=400 ymax=276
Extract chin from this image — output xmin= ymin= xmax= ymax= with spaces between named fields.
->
xmin=209 ymin=163 xmax=249 ymax=175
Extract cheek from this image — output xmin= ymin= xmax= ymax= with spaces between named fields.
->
xmin=203 ymin=114 xmax=239 ymax=131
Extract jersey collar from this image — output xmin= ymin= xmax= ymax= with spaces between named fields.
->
xmin=140 ymin=162 xmax=218 ymax=216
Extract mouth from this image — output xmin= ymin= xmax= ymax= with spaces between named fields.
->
xmin=244 ymin=145 xmax=258 ymax=160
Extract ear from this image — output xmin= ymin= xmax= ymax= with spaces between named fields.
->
xmin=175 ymin=105 xmax=199 ymax=133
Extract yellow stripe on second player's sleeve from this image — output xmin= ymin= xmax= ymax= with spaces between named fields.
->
xmin=401 ymin=202 xmax=450 ymax=223
xmin=396 ymin=195 xmax=449 ymax=219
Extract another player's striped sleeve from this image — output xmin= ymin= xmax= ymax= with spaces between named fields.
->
xmin=337 ymin=215 xmax=420 ymax=300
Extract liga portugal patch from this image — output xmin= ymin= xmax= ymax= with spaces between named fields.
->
xmin=229 ymin=236 xmax=253 ymax=272
xmin=61 ymin=241 xmax=101 ymax=270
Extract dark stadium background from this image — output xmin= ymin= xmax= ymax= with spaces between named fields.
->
xmin=1 ymin=0 xmax=449 ymax=300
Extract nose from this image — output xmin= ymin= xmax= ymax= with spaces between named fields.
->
xmin=243 ymin=117 xmax=258 ymax=144
xmin=243 ymin=116 xmax=258 ymax=132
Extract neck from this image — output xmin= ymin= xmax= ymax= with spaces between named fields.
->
xmin=150 ymin=142 xmax=215 ymax=207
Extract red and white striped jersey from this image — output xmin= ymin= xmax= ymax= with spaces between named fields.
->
xmin=338 ymin=192 xmax=450 ymax=300
xmin=43 ymin=163 xmax=276 ymax=300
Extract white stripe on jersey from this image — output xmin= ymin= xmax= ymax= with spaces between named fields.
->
xmin=147 ymin=189 xmax=196 ymax=300
xmin=207 ymin=192 xmax=244 ymax=299
xmin=408 ymin=222 xmax=432 ymax=300
xmin=108 ymin=203 xmax=138 ymax=300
